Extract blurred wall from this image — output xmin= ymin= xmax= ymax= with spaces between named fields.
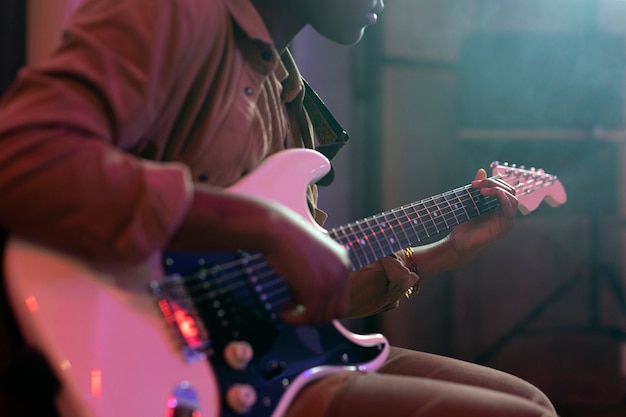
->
xmin=332 ymin=1 xmax=626 ymax=416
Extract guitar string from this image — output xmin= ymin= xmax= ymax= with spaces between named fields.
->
xmin=180 ymin=173 xmax=554 ymax=309
xmin=181 ymin=197 xmax=502 ymax=311
xmin=180 ymin=184 xmax=511 ymax=299
xmin=332 ymin=196 xmax=502 ymax=269
xmin=324 ymin=171 xmax=555 ymax=268
xmin=334 ymin=170 xmax=552 ymax=248
xmin=179 ymin=187 xmax=503 ymax=301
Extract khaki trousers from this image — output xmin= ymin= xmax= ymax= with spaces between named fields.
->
xmin=286 ymin=346 xmax=558 ymax=417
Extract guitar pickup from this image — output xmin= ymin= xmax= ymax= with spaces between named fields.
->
xmin=151 ymin=274 xmax=212 ymax=363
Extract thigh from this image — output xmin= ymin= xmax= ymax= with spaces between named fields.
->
xmin=284 ymin=347 xmax=557 ymax=417
xmin=379 ymin=347 xmax=555 ymax=410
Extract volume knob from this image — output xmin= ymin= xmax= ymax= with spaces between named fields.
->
xmin=226 ymin=383 xmax=257 ymax=415
xmin=223 ymin=341 xmax=254 ymax=370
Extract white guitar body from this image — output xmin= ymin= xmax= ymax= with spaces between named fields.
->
xmin=5 ymin=239 xmax=220 ymax=417
xmin=4 ymin=149 xmax=390 ymax=417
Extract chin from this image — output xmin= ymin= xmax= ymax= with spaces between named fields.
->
xmin=326 ymin=28 xmax=367 ymax=46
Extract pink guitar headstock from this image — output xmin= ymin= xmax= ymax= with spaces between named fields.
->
xmin=490 ymin=161 xmax=567 ymax=215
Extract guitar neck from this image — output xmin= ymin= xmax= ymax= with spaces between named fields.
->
xmin=328 ymin=181 xmax=500 ymax=271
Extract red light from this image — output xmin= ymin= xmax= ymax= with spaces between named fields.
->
xmin=91 ymin=369 xmax=102 ymax=398
xmin=158 ymin=299 xmax=203 ymax=349
xmin=158 ymin=299 xmax=175 ymax=324
xmin=175 ymin=310 xmax=199 ymax=340
xmin=172 ymin=307 xmax=202 ymax=349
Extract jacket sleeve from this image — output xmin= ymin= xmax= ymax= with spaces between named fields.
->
xmin=0 ymin=0 xmax=198 ymax=263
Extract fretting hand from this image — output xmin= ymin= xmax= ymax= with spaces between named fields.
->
xmin=447 ymin=168 xmax=518 ymax=264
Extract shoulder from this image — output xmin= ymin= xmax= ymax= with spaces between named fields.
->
xmin=68 ymin=0 xmax=232 ymax=40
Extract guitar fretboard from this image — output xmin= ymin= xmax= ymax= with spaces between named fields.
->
xmin=328 ymin=183 xmax=500 ymax=271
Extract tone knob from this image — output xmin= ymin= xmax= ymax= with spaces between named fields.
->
xmin=226 ymin=383 xmax=257 ymax=415
xmin=223 ymin=341 xmax=254 ymax=370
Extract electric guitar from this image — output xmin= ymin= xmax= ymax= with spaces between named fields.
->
xmin=3 ymin=149 xmax=567 ymax=417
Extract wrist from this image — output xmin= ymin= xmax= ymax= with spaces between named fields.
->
xmin=402 ymin=247 xmax=421 ymax=299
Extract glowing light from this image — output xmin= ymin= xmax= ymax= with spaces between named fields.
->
xmin=175 ymin=310 xmax=198 ymax=337
xmin=91 ymin=369 xmax=102 ymax=398
xmin=158 ymin=299 xmax=175 ymax=324
xmin=166 ymin=395 xmax=178 ymax=408
xmin=24 ymin=296 xmax=39 ymax=312
xmin=158 ymin=299 xmax=203 ymax=349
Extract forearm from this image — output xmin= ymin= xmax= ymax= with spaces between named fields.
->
xmin=167 ymin=185 xmax=299 ymax=253
xmin=411 ymin=234 xmax=465 ymax=281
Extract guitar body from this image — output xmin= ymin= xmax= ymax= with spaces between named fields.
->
xmin=3 ymin=149 xmax=390 ymax=417
xmin=4 ymin=239 xmax=220 ymax=417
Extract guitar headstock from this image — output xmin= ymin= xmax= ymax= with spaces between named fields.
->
xmin=490 ymin=162 xmax=567 ymax=215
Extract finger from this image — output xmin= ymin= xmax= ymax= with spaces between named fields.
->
xmin=474 ymin=168 xmax=487 ymax=181
xmin=493 ymin=188 xmax=518 ymax=217
xmin=474 ymin=177 xmax=516 ymax=196
xmin=492 ymin=177 xmax=516 ymax=195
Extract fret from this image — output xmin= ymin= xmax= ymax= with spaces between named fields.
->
xmin=379 ymin=213 xmax=404 ymax=252
xmin=451 ymin=188 xmax=471 ymax=223
xmin=464 ymin=187 xmax=481 ymax=218
xmin=432 ymin=195 xmax=453 ymax=229
xmin=330 ymin=225 xmax=367 ymax=271
xmin=345 ymin=223 xmax=370 ymax=269
xmin=330 ymin=225 xmax=352 ymax=251
xmin=363 ymin=217 xmax=388 ymax=261
xmin=389 ymin=207 xmax=413 ymax=249
xmin=376 ymin=216 xmax=403 ymax=255
xmin=474 ymin=191 xmax=494 ymax=214
xmin=408 ymin=205 xmax=427 ymax=242
xmin=353 ymin=220 xmax=377 ymax=266
xmin=398 ymin=205 xmax=420 ymax=247
xmin=430 ymin=196 xmax=448 ymax=232
xmin=422 ymin=199 xmax=440 ymax=235
xmin=408 ymin=201 xmax=430 ymax=240
xmin=443 ymin=192 xmax=461 ymax=226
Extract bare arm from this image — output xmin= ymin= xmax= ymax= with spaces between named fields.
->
xmin=168 ymin=185 xmax=352 ymax=326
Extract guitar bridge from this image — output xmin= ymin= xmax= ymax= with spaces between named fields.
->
xmin=151 ymin=275 xmax=211 ymax=363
